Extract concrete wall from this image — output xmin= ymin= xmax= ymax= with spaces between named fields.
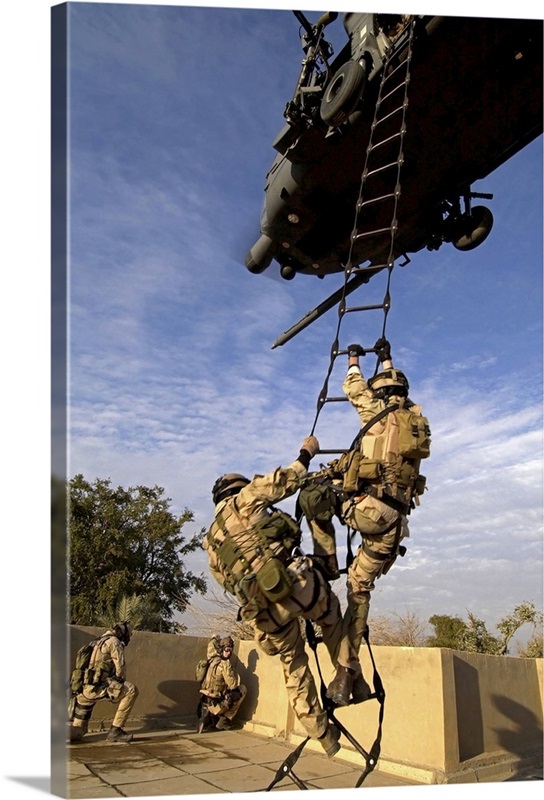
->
xmin=69 ymin=626 xmax=543 ymax=783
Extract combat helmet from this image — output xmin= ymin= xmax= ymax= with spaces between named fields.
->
xmin=368 ymin=368 xmax=409 ymax=399
xmin=113 ymin=620 xmax=133 ymax=645
xmin=212 ymin=473 xmax=250 ymax=505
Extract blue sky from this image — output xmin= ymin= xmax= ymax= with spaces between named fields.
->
xmin=2 ymin=2 xmax=542 ymax=796
xmin=63 ymin=1 xmax=543 ymax=639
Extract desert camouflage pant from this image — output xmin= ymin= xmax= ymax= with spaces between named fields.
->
xmin=307 ymin=494 xmax=409 ymax=673
xmin=71 ymin=679 xmax=139 ymax=734
xmin=252 ymin=555 xmax=348 ymax=740
xmin=201 ymin=684 xmax=248 ymax=720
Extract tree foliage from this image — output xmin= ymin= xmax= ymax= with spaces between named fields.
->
xmin=427 ymin=614 xmax=467 ymax=649
xmin=69 ymin=475 xmax=207 ymax=632
xmin=427 ymin=602 xmax=543 ymax=656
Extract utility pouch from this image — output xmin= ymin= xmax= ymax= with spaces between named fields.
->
xmin=70 ymin=669 xmax=84 ymax=694
xmin=83 ymin=667 xmax=97 ymax=686
xmin=236 ymin=573 xmax=268 ymax=620
xmin=298 ymin=481 xmax=336 ymax=522
xmin=341 ymin=448 xmax=361 ymax=493
xmin=357 ymin=458 xmax=382 ymax=482
xmin=415 ymin=473 xmax=427 ymax=495
xmin=67 ymin=694 xmax=77 ymax=720
xmin=255 ymin=558 xmax=293 ymax=603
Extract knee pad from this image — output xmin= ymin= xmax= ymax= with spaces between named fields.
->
xmin=73 ymin=700 xmax=93 ymax=722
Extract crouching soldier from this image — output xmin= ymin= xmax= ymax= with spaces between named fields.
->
xmin=68 ymin=621 xmax=139 ymax=743
xmin=197 ymin=635 xmax=247 ymax=732
xmin=203 ymin=436 xmax=358 ymax=758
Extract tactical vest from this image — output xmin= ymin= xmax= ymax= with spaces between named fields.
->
xmin=205 ymin=500 xmax=302 ymax=620
xmin=199 ymin=655 xmax=226 ymax=698
xmin=332 ymin=399 xmax=431 ymax=513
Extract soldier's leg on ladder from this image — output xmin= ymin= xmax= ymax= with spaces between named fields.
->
xmin=256 ymin=616 xmax=339 ymax=755
xmin=328 ymin=535 xmax=394 ymax=706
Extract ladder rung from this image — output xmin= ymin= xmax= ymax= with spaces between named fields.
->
xmin=354 ymin=222 xmax=397 ymax=241
xmin=381 ymin=56 xmax=411 ymax=86
xmin=319 ymin=396 xmax=349 ymax=404
xmin=317 ymin=449 xmax=349 ymax=455
xmin=357 ymin=191 xmax=398 ymax=210
xmin=347 ymin=263 xmax=392 ymax=275
xmin=367 ymin=129 xmax=403 ymax=154
xmin=377 ymin=81 xmax=407 ymax=107
xmin=365 ymin=159 xmax=402 ymax=179
xmin=345 ymin=303 xmax=387 ymax=313
xmin=372 ymin=104 xmax=404 ymax=130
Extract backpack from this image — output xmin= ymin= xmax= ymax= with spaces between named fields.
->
xmin=195 ymin=658 xmax=210 ymax=684
xmin=331 ymin=402 xmax=431 ymax=507
xmin=69 ymin=634 xmax=112 ymax=694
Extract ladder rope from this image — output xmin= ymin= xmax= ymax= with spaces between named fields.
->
xmin=310 ymin=19 xmax=416 ymax=441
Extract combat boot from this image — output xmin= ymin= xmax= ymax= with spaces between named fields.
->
xmin=68 ymin=725 xmax=85 ymax=743
xmin=318 ymin=722 xmax=341 ymax=758
xmin=352 ymin=673 xmax=372 ymax=704
xmin=326 ymin=666 xmax=354 ymax=706
xmin=215 ymin=716 xmax=233 ymax=731
xmin=106 ymin=726 xmax=133 ymax=743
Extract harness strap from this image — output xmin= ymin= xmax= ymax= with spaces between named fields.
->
xmin=264 ymin=736 xmax=310 ymax=791
xmin=361 ymin=484 xmax=409 ymax=515
xmin=304 ymin=620 xmax=386 ymax=785
xmin=349 ymin=402 xmax=400 ymax=452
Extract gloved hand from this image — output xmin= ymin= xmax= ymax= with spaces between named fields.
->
xmin=347 ymin=343 xmax=366 ymax=357
xmin=300 ymin=435 xmax=319 ymax=458
xmin=374 ymin=337 xmax=391 ymax=362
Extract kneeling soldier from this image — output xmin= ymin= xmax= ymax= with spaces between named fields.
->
xmin=69 ymin=621 xmax=139 ymax=743
xmin=197 ymin=635 xmax=247 ymax=732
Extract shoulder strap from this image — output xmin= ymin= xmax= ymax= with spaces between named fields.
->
xmin=349 ymin=403 xmax=400 ymax=452
xmin=89 ymin=634 xmax=115 ymax=668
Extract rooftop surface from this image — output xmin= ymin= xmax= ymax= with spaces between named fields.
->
xmin=67 ymin=722 xmax=422 ymax=798
xmin=67 ymin=722 xmax=542 ymax=798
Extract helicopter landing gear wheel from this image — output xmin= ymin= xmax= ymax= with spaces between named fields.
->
xmin=320 ymin=60 xmax=367 ymax=127
xmin=280 ymin=264 xmax=297 ymax=280
xmin=453 ymin=205 xmax=494 ymax=251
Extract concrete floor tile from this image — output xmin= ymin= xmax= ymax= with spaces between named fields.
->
xmin=108 ymin=774 xmax=228 ymax=796
xmin=68 ymin=775 xmax=122 ymax=798
xmin=198 ymin=763 xmax=280 ymax=793
xmin=88 ymin=756 xmax=185 ymax=785
xmin=226 ymin=742 xmax=298 ymax=764
xmin=177 ymin=755 xmax=249 ymax=775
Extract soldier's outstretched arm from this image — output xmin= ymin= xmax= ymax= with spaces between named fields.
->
xmin=236 ymin=436 xmax=320 ymax=512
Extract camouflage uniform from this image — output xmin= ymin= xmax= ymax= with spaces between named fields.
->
xmin=204 ymin=455 xmax=353 ymax=747
xmin=199 ymin=639 xmax=247 ymax=724
xmin=305 ymin=363 xmax=412 ymax=672
xmin=69 ymin=629 xmax=139 ymax=741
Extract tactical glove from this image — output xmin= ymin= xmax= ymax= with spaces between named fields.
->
xmin=347 ymin=343 xmax=366 ymax=357
xmin=374 ymin=337 xmax=391 ymax=362
xmin=300 ymin=435 xmax=319 ymax=458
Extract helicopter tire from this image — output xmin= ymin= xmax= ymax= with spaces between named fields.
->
xmin=453 ymin=205 xmax=494 ymax=251
xmin=280 ymin=263 xmax=297 ymax=280
xmin=320 ymin=60 xmax=367 ymax=127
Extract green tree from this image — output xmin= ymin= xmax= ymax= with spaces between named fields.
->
xmin=456 ymin=611 xmax=501 ymax=654
xmin=495 ymin=601 xmax=543 ymax=655
xmin=427 ymin=614 xmax=467 ymax=649
xmin=69 ymin=475 xmax=207 ymax=632
xmin=427 ymin=603 xmax=543 ymax=655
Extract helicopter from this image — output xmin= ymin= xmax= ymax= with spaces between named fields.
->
xmin=245 ymin=11 xmax=542 ymax=297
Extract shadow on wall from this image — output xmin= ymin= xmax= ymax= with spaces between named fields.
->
xmin=454 ymin=656 xmax=484 ymax=760
xmin=152 ymin=679 xmax=202 ymax=724
xmin=492 ymin=693 xmax=543 ymax=767
xmin=234 ymin=649 xmax=260 ymax=721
